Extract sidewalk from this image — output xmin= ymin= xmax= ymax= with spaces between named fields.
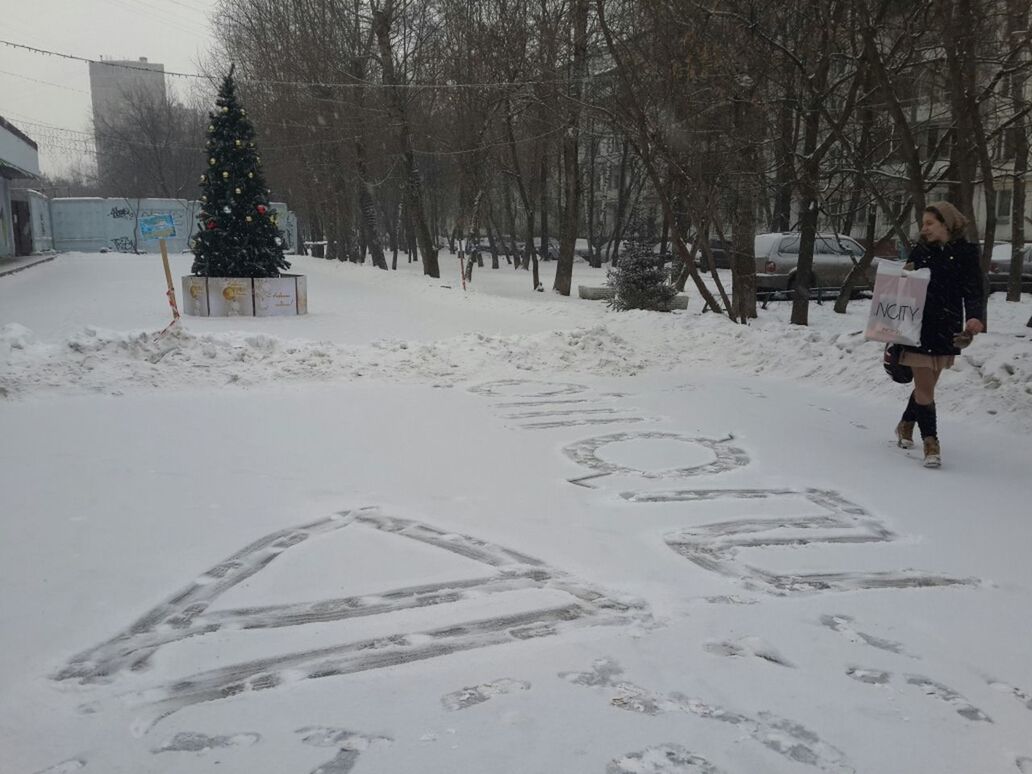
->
xmin=0 ymin=253 xmax=57 ymax=277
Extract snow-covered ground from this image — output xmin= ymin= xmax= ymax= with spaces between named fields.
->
xmin=1 ymin=251 xmax=1030 ymax=774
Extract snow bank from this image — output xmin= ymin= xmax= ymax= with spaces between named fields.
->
xmin=0 ymin=322 xmax=647 ymax=397
xmin=3 ymin=307 xmax=1029 ymax=432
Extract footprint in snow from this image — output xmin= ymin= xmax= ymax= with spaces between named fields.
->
xmin=704 ymin=637 xmax=794 ymax=668
xmin=152 ymin=731 xmax=260 ymax=753
xmin=296 ymin=727 xmax=392 ymax=774
xmin=819 ymin=613 xmax=907 ymax=655
xmin=988 ymin=679 xmax=1032 ymax=711
xmin=441 ymin=678 xmax=530 ymax=710
xmin=905 ymin=675 xmax=992 ymax=722
xmin=33 ymin=761 xmax=85 ymax=774
xmin=848 ymin=668 xmax=991 ymax=722
xmin=607 ymin=744 xmax=727 ymax=773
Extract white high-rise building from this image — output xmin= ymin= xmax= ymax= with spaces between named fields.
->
xmin=88 ymin=57 xmax=166 ymax=181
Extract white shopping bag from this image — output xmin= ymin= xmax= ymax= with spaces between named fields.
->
xmin=864 ymin=261 xmax=930 ymax=346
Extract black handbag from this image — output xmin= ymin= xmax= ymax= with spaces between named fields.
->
xmin=883 ymin=344 xmax=913 ymax=384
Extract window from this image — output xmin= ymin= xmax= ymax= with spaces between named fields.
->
xmin=1003 ymin=127 xmax=1019 ymax=161
xmin=776 ymin=236 xmax=863 ymax=256
xmin=925 ymin=126 xmax=951 ymax=160
xmin=778 ymin=236 xmax=800 ymax=254
xmin=996 ymin=188 xmax=1012 ymax=222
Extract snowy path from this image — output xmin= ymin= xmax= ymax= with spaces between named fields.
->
xmin=1 ymin=254 xmax=1031 ymax=773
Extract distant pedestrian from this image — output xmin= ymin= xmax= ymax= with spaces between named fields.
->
xmin=894 ymin=201 xmax=984 ymax=467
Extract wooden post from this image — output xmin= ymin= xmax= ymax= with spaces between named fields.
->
xmin=159 ymin=238 xmax=181 ymax=325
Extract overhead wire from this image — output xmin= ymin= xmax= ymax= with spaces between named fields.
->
xmin=0 ymin=68 xmax=90 ymax=94
xmin=0 ymin=37 xmax=607 ymax=91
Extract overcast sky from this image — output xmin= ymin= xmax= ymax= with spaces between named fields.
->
xmin=0 ymin=0 xmax=217 ymax=175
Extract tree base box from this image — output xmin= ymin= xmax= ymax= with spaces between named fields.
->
xmin=664 ymin=296 xmax=689 ymax=310
xmin=578 ymin=285 xmax=616 ymax=300
xmin=182 ymin=275 xmax=308 ymax=317
xmin=577 ymin=285 xmax=688 ymax=310
xmin=183 ymin=276 xmax=210 ymax=316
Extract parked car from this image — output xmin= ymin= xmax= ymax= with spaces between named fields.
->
xmin=987 ymin=242 xmax=1032 ymax=293
xmin=753 ymin=232 xmax=874 ymax=296
xmin=538 ymin=238 xmax=560 ymax=260
xmin=697 ymin=239 xmax=732 ymax=269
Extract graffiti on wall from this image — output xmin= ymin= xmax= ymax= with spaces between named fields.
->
xmin=48 ymin=198 xmax=294 ymax=254
xmin=110 ymin=236 xmax=135 ymax=253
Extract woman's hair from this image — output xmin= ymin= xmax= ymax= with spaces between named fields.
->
xmin=923 ymin=200 xmax=970 ymax=239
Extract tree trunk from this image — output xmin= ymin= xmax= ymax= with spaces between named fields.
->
xmin=864 ymin=28 xmax=928 ymax=222
xmin=834 ymin=205 xmax=879 ymax=313
xmin=586 ymin=135 xmax=600 ymax=268
xmin=944 ymin=2 xmax=979 ymax=238
xmin=773 ymin=61 xmax=796 ymax=232
xmin=355 ymin=138 xmax=388 ymax=270
xmin=791 ymin=107 xmax=821 ymax=326
xmin=504 ymin=102 xmax=541 ymax=287
xmin=1007 ymin=0 xmax=1028 ymax=303
xmin=390 ymin=200 xmax=401 ymax=270
xmin=373 ymin=7 xmax=440 ymax=277
xmin=490 ymin=210 xmax=513 ymax=265
xmin=539 ymin=151 xmax=550 ymax=261
xmin=731 ymin=89 xmax=758 ymax=320
xmin=554 ymin=0 xmax=588 ymax=295
xmin=606 ymin=139 xmax=631 ymax=265
xmin=1009 ymin=114 xmax=1029 ymax=305
xmin=502 ymin=182 xmax=521 ymax=268
xmin=486 ymin=219 xmax=501 ymax=269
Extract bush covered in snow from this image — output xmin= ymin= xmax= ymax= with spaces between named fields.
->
xmin=606 ymin=226 xmax=678 ymax=312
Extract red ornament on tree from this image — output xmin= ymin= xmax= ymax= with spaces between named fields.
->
xmin=256 ymin=204 xmax=267 ymax=215
xmin=206 ymin=220 xmax=217 ymax=230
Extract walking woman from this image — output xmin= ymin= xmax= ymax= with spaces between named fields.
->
xmin=895 ymin=200 xmax=985 ymax=468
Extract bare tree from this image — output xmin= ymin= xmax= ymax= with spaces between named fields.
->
xmin=554 ymin=0 xmax=589 ymax=295
xmin=94 ymin=85 xmax=206 ymax=199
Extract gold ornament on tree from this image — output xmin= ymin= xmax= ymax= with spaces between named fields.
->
xmin=222 ymin=171 xmax=229 ymax=179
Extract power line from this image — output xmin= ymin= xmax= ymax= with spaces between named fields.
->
xmin=0 ymin=68 xmax=90 ymax=94
xmin=0 ymin=37 xmax=608 ymax=91
xmin=99 ymin=0 xmax=212 ymax=38
xmin=15 ymin=107 xmax=572 ymax=160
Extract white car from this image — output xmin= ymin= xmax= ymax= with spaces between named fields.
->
xmin=988 ymin=242 xmax=1032 ymax=293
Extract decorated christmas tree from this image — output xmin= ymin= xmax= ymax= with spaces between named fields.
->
xmin=191 ymin=67 xmax=289 ymax=278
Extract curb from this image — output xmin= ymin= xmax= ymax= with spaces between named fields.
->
xmin=0 ymin=255 xmax=57 ymax=278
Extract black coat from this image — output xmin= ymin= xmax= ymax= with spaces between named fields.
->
xmin=903 ymin=239 xmax=985 ymax=356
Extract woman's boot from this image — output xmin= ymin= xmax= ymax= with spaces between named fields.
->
xmin=923 ymin=437 xmax=941 ymax=468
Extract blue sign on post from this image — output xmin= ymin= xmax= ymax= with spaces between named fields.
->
xmin=140 ymin=213 xmax=177 ymax=240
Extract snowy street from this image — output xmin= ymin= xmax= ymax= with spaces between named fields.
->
xmin=2 ymin=253 xmax=1031 ymax=774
